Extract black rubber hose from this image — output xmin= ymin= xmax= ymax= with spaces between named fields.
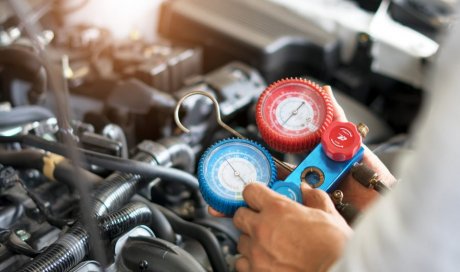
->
xmin=53 ymin=160 xmax=102 ymax=186
xmin=134 ymin=196 xmax=229 ymax=272
xmin=18 ymin=151 xmax=156 ymax=272
xmin=92 ymin=151 xmax=154 ymax=217
xmin=0 ymin=149 xmax=102 ymax=186
xmin=131 ymin=195 xmax=176 ymax=243
xmin=18 ymin=202 xmax=153 ymax=272
xmin=18 ymin=223 xmax=89 ymax=272
xmin=0 ymin=149 xmax=44 ymax=170
xmin=99 ymin=202 xmax=152 ymax=239
xmin=0 ymin=106 xmax=54 ymax=128
xmin=0 ymin=47 xmax=47 ymax=105
xmin=0 ymin=135 xmax=200 ymax=194
xmin=17 ymin=140 xmax=187 ymax=271
xmin=84 ymin=151 xmax=201 ymax=196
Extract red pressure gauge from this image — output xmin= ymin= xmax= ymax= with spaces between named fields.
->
xmin=256 ymin=78 xmax=334 ymax=153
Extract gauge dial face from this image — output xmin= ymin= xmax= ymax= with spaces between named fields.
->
xmin=202 ymin=141 xmax=273 ymax=201
xmin=261 ymin=82 xmax=327 ymax=137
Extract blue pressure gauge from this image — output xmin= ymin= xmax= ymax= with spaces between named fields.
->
xmin=198 ymin=138 xmax=277 ymax=215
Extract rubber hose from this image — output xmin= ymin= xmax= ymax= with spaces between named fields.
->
xmin=99 ymin=202 xmax=152 ymax=238
xmin=18 ymin=223 xmax=89 ymax=272
xmin=131 ymin=195 xmax=176 ymax=243
xmin=53 ymin=160 xmax=102 ymax=186
xmin=18 ymin=151 xmax=156 ymax=272
xmin=0 ymin=149 xmax=45 ymax=170
xmin=0 ymin=106 xmax=54 ymax=128
xmin=0 ymin=149 xmax=102 ymax=186
xmin=18 ymin=202 xmax=153 ymax=272
xmin=92 ymin=151 xmax=154 ymax=217
xmin=0 ymin=47 xmax=47 ymax=105
xmin=134 ymin=196 xmax=229 ymax=272
xmin=18 ymin=143 xmax=183 ymax=271
xmin=0 ymin=135 xmax=201 ymax=195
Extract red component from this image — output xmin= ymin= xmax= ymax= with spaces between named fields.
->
xmin=256 ymin=78 xmax=334 ymax=153
xmin=321 ymin=121 xmax=362 ymax=161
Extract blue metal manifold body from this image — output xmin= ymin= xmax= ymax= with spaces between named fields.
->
xmin=273 ymin=144 xmax=365 ymax=203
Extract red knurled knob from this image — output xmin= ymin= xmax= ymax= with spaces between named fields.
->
xmin=256 ymin=78 xmax=334 ymax=153
xmin=321 ymin=121 xmax=362 ymax=161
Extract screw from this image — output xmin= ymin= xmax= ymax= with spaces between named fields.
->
xmin=0 ymin=166 xmax=18 ymax=189
xmin=357 ymin=123 xmax=369 ymax=138
xmin=139 ymin=260 xmax=149 ymax=271
xmin=15 ymin=229 xmax=31 ymax=241
xmin=331 ymin=190 xmax=344 ymax=205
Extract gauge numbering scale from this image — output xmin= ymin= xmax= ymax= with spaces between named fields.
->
xmin=256 ymin=78 xmax=334 ymax=153
xmin=198 ymin=139 xmax=277 ymax=215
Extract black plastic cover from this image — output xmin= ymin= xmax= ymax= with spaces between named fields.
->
xmin=119 ymin=236 xmax=206 ymax=272
xmin=158 ymin=0 xmax=340 ymax=82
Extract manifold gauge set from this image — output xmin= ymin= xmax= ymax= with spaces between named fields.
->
xmin=175 ymin=78 xmax=368 ymax=215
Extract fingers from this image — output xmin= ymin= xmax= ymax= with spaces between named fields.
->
xmin=237 ymin=234 xmax=251 ymax=256
xmin=301 ymin=183 xmax=336 ymax=213
xmin=233 ymin=207 xmax=259 ymax=235
xmin=208 ymin=206 xmax=227 ymax=217
xmin=235 ymin=256 xmax=250 ymax=272
xmin=361 ymin=146 xmax=397 ymax=188
xmin=323 ymin=85 xmax=347 ymax=122
xmin=243 ymin=183 xmax=280 ymax=211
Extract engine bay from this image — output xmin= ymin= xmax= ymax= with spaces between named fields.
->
xmin=0 ymin=0 xmax=452 ymax=271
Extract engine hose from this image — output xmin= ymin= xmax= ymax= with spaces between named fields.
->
xmin=18 ymin=223 xmax=89 ymax=272
xmin=0 ymin=47 xmax=47 ymax=105
xmin=16 ymin=138 xmax=199 ymax=272
xmin=17 ymin=150 xmax=155 ymax=272
xmin=0 ymin=134 xmax=203 ymax=207
xmin=131 ymin=195 xmax=176 ymax=243
xmin=98 ymin=202 xmax=152 ymax=239
xmin=18 ymin=202 xmax=152 ymax=272
xmin=133 ymin=195 xmax=229 ymax=272
xmin=0 ymin=149 xmax=102 ymax=186
xmin=0 ymin=149 xmax=44 ymax=170
xmin=0 ymin=106 xmax=54 ymax=128
xmin=92 ymin=151 xmax=155 ymax=217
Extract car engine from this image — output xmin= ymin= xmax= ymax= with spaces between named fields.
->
xmin=0 ymin=0 xmax=452 ymax=271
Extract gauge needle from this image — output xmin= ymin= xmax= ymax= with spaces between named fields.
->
xmin=282 ymin=101 xmax=305 ymax=125
xmin=225 ymin=159 xmax=247 ymax=185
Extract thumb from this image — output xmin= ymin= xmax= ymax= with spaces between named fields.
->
xmin=323 ymin=85 xmax=347 ymax=122
xmin=243 ymin=182 xmax=281 ymax=212
xmin=300 ymin=183 xmax=336 ymax=214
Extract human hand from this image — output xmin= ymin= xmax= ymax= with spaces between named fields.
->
xmin=209 ymin=86 xmax=396 ymax=217
xmin=323 ymin=86 xmax=396 ymax=211
xmin=233 ymin=182 xmax=352 ymax=272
